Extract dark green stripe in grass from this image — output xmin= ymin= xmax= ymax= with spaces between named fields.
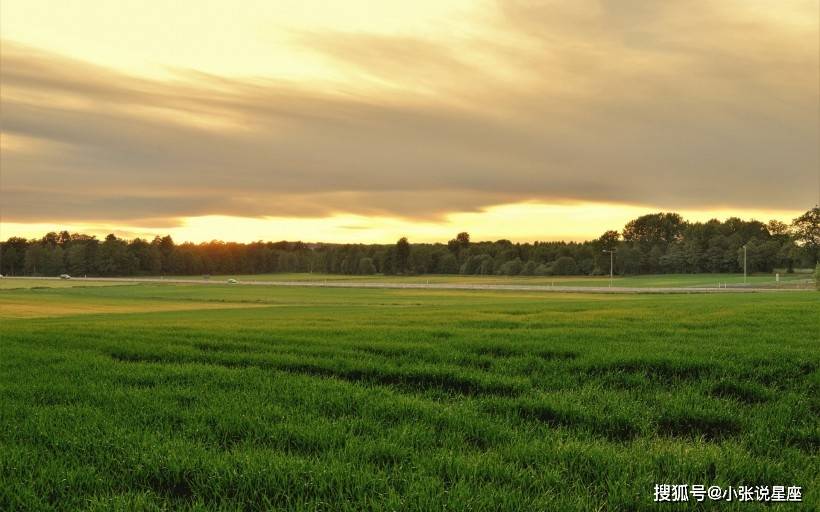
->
xmin=106 ymin=349 xmax=527 ymax=396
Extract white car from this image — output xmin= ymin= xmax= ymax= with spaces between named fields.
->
xmin=59 ymin=274 xmax=71 ymax=280
xmin=227 ymin=278 xmax=238 ymax=284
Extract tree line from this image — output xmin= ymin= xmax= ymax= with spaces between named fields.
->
xmin=2 ymin=208 xmax=818 ymax=278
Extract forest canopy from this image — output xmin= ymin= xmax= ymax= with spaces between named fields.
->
xmin=2 ymin=208 xmax=818 ymax=277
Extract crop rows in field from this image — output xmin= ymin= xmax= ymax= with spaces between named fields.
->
xmin=1 ymin=285 xmax=818 ymax=510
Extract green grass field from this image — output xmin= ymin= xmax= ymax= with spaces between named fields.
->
xmin=199 ymin=272 xmax=814 ymax=289
xmin=0 ymin=279 xmax=132 ymax=290
xmin=1 ymin=283 xmax=818 ymax=510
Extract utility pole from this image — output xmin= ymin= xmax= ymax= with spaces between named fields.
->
xmin=603 ymin=249 xmax=617 ymax=288
xmin=743 ymin=245 xmax=747 ymax=284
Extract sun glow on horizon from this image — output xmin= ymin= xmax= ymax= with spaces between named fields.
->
xmin=1 ymin=202 xmax=807 ymax=245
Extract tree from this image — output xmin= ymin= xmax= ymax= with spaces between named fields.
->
xmin=791 ymin=207 xmax=820 ymax=264
xmin=597 ymin=230 xmax=620 ymax=251
xmin=436 ymin=253 xmax=459 ymax=274
xmin=460 ymin=255 xmax=480 ymax=274
xmin=395 ymin=237 xmax=411 ymax=274
xmin=41 ymin=232 xmax=60 ymax=247
xmin=58 ymin=230 xmax=72 ymax=246
xmin=357 ymin=257 xmax=376 ymax=275
xmin=498 ymin=258 xmax=523 ymax=276
xmin=6 ymin=211 xmax=804 ymax=279
xmin=534 ymin=263 xmax=551 ymax=276
xmin=381 ymin=247 xmax=397 ymax=275
xmin=97 ymin=234 xmax=137 ymax=276
xmin=129 ymin=238 xmax=162 ymax=274
xmin=66 ymin=244 xmax=89 ymax=275
xmin=681 ymin=239 xmax=705 ymax=273
xmin=456 ymin=232 xmax=470 ymax=248
xmin=1 ymin=237 xmax=28 ymax=276
xmin=551 ymin=256 xmax=577 ymax=275
xmin=0 ymin=247 xmax=18 ymax=275
xmin=521 ymin=260 xmax=538 ymax=276
xmin=43 ymin=245 xmax=65 ymax=275
xmin=766 ymin=220 xmax=790 ymax=237
xmin=622 ymin=213 xmax=684 ymax=246
xmin=776 ymin=243 xmax=796 ymax=273
xmin=460 ymin=254 xmax=492 ymax=275
xmin=705 ymin=236 xmax=728 ymax=273
xmin=340 ymin=250 xmax=359 ymax=275
xmin=448 ymin=232 xmax=470 ymax=258
xmin=153 ymin=235 xmax=176 ymax=272
xmin=24 ymin=244 xmax=46 ymax=275
xmin=815 ymin=263 xmax=820 ymax=291
xmin=738 ymin=240 xmax=765 ymax=273
xmin=617 ymin=247 xmax=642 ymax=275
xmin=478 ymin=257 xmax=494 ymax=275
xmin=410 ymin=246 xmax=434 ymax=274
xmin=660 ymin=244 xmax=687 ymax=273
xmin=647 ymin=245 xmax=665 ymax=273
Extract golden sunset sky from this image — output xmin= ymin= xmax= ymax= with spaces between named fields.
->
xmin=1 ymin=0 xmax=818 ymax=243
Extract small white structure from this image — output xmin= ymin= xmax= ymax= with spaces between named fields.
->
xmin=59 ymin=274 xmax=71 ymax=280
xmin=227 ymin=278 xmax=238 ymax=284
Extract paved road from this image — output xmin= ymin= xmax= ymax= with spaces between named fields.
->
xmin=4 ymin=276 xmax=811 ymax=294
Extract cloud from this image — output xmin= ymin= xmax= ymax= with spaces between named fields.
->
xmin=1 ymin=0 xmax=817 ymax=227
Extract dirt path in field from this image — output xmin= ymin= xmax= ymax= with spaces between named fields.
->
xmin=4 ymin=276 xmax=813 ymax=294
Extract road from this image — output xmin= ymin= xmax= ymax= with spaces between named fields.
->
xmin=3 ymin=276 xmax=811 ymax=294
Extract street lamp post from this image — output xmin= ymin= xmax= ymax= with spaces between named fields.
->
xmin=603 ymin=249 xmax=617 ymax=288
xmin=743 ymin=244 xmax=747 ymax=284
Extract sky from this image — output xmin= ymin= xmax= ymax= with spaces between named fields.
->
xmin=1 ymin=0 xmax=818 ymax=243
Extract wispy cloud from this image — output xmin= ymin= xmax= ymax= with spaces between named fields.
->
xmin=1 ymin=0 xmax=816 ymax=227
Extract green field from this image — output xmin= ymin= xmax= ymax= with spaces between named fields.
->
xmin=3 ymin=272 xmax=813 ymax=291
xmin=0 ymin=279 xmax=133 ymax=290
xmin=1 ymin=283 xmax=818 ymax=510
xmin=200 ymin=272 xmax=814 ymax=289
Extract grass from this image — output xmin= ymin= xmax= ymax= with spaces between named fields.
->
xmin=0 ymin=292 xmax=269 ymax=319
xmin=1 ymin=284 xmax=818 ymax=510
xmin=0 ymin=278 xmax=133 ymax=290
xmin=194 ymin=272 xmax=813 ymax=288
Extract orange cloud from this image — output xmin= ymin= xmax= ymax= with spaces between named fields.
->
xmin=0 ymin=0 xmax=817 ymax=234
